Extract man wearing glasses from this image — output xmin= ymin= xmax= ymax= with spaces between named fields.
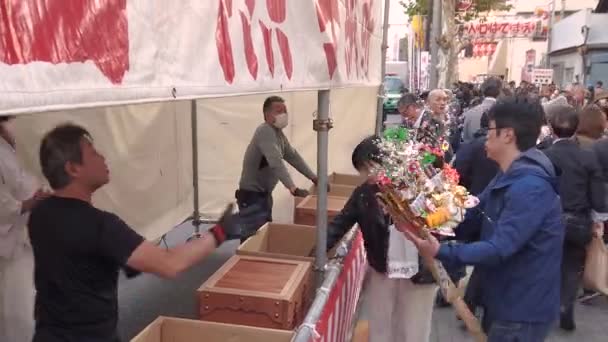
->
xmin=402 ymin=97 xmax=564 ymax=342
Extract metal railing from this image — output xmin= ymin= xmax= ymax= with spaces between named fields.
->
xmin=292 ymin=225 xmax=362 ymax=342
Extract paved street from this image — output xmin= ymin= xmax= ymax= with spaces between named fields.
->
xmin=429 ymin=297 xmax=608 ymax=342
xmin=355 ymin=270 xmax=608 ymax=342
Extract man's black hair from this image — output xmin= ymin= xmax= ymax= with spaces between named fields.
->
xmin=397 ymin=93 xmax=418 ymax=107
xmin=487 ymin=96 xmax=544 ymax=151
xmin=419 ymin=91 xmax=430 ymax=101
xmin=40 ymin=123 xmax=92 ymax=190
xmin=549 ymin=104 xmax=578 ymax=138
xmin=481 ymin=77 xmax=502 ymax=98
xmin=0 ymin=115 xmax=14 ymax=123
xmin=352 ymin=136 xmax=383 ymax=171
xmin=262 ymin=96 xmax=285 ymax=114
xmin=597 ymin=81 xmax=603 ymax=87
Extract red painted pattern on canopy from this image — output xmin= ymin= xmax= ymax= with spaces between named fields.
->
xmin=0 ymin=0 xmax=129 ymax=84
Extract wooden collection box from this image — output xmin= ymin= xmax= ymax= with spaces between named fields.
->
xmin=293 ymin=183 xmax=356 ymax=209
xmin=237 ymin=223 xmax=317 ymax=262
xmin=197 ymin=255 xmax=313 ymax=330
xmin=294 ymin=195 xmax=347 ymax=226
xmin=130 ymin=316 xmax=293 ymax=342
xmin=311 ymin=183 xmax=356 ymax=198
xmin=237 ymin=222 xmax=340 ymax=272
xmin=294 ymin=173 xmax=360 ymax=209
xmin=329 ymin=172 xmax=365 ymax=187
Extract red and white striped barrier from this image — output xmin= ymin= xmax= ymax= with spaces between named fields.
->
xmin=313 ymin=230 xmax=367 ymax=342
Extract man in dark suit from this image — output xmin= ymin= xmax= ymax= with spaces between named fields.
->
xmin=543 ymin=104 xmax=607 ymax=331
xmin=452 ymin=111 xmax=500 ymax=314
xmin=454 ymin=112 xmax=499 ymax=196
xmin=592 ymin=138 xmax=608 ymax=243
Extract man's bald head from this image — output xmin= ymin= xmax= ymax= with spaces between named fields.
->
xmin=428 ymin=89 xmax=447 ymax=100
xmin=428 ymin=89 xmax=448 ymax=117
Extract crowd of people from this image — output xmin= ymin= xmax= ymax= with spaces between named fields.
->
xmin=343 ymin=77 xmax=608 ymax=342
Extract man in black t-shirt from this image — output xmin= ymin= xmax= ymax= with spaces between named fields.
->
xmin=28 ymin=124 xmax=239 ymax=342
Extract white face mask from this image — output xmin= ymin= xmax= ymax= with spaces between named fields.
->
xmin=273 ymin=113 xmax=289 ymax=129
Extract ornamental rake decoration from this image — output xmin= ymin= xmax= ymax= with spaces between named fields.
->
xmin=372 ymin=127 xmax=486 ymax=342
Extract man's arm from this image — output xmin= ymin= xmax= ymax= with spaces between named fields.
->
xmin=587 ymin=151 xmax=608 ymax=221
xmin=437 ymin=181 xmax=551 ymax=267
xmin=453 ymin=143 xmax=474 ymax=190
xmin=101 ymin=205 xmax=238 ymax=279
xmin=0 ymin=181 xmax=22 ymax=232
xmin=592 ymin=139 xmax=608 ymax=180
xmin=126 ymin=236 xmax=218 ymax=279
xmin=255 ymin=126 xmax=297 ymax=191
xmin=283 ymin=143 xmax=317 ymax=181
xmin=326 ymin=191 xmax=360 ymax=251
xmin=0 ymin=164 xmax=40 ymax=232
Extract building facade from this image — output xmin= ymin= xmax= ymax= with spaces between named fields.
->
xmin=549 ymin=2 xmax=608 ymax=87
xmin=457 ymin=0 xmax=599 ymax=84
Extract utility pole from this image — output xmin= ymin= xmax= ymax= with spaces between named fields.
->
xmin=546 ymin=0 xmax=556 ymax=68
xmin=561 ymin=0 xmax=566 ymax=20
xmin=429 ymin=0 xmax=442 ymax=89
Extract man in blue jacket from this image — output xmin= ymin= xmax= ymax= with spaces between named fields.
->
xmin=402 ymin=97 xmax=564 ymax=342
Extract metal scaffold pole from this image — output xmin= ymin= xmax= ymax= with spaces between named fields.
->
xmin=314 ymin=89 xmax=332 ymax=285
xmin=190 ymin=99 xmax=202 ymax=238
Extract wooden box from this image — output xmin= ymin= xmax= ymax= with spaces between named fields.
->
xmin=294 ymin=195 xmax=347 ymax=226
xmin=237 ymin=223 xmax=317 ymax=262
xmin=130 ymin=316 xmax=293 ymax=342
xmin=293 ymin=182 xmax=356 ymax=209
xmin=329 ymin=172 xmax=365 ymax=187
xmin=237 ymin=222 xmax=340 ymax=270
xmin=197 ymin=255 xmax=313 ymax=330
xmin=294 ymin=173 xmax=360 ymax=209
xmin=311 ymin=183 xmax=356 ymax=198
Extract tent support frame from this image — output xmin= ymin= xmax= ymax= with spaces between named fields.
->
xmin=188 ymin=99 xmax=203 ymax=240
xmin=313 ymin=90 xmax=332 ymax=285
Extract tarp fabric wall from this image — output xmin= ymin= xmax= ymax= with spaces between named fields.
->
xmin=13 ymin=86 xmax=377 ymax=240
xmin=15 ymin=101 xmax=194 ymax=240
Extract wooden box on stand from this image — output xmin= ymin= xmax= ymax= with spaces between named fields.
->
xmin=293 ymin=172 xmax=361 ymax=211
xmin=328 ymin=172 xmax=365 ymax=187
xmin=237 ymin=223 xmax=318 ymax=262
xmin=197 ymin=255 xmax=313 ymax=330
xmin=294 ymin=195 xmax=347 ymax=226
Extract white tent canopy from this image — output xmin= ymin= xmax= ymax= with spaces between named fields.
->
xmin=1 ymin=0 xmax=382 ymax=115
xmin=2 ymin=0 xmax=383 ymax=240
